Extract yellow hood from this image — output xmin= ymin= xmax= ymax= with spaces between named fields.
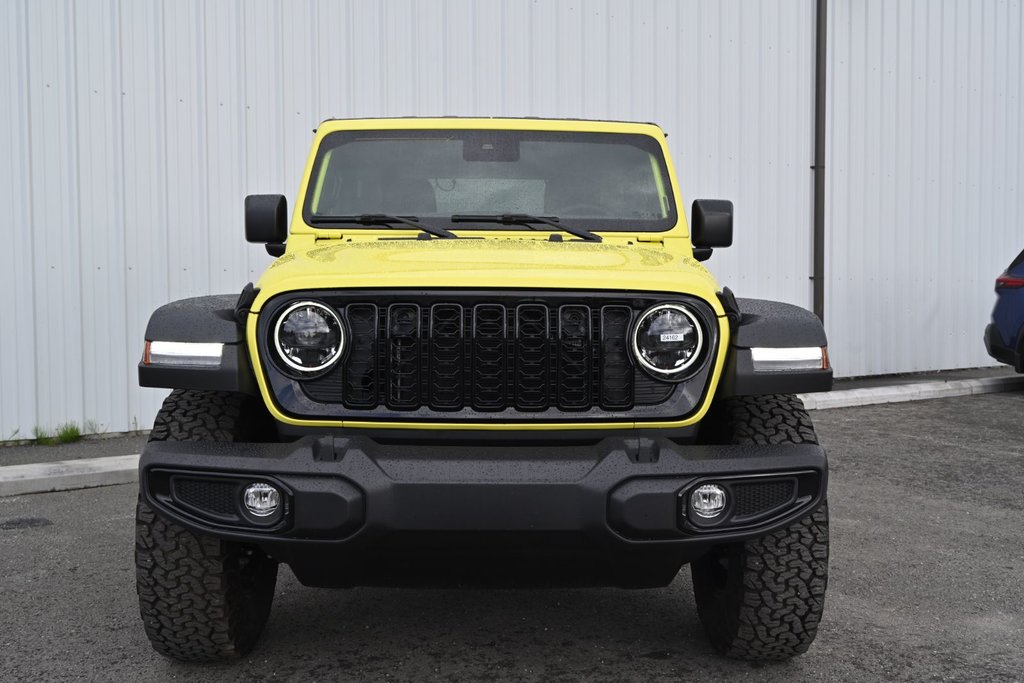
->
xmin=252 ymin=237 xmax=724 ymax=314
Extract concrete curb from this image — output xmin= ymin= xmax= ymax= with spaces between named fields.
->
xmin=799 ymin=374 xmax=1024 ymax=410
xmin=1 ymin=376 xmax=1021 ymax=497
xmin=0 ymin=454 xmax=139 ymax=497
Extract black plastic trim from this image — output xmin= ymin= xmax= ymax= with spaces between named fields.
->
xmin=720 ymin=348 xmax=833 ymax=397
xmin=717 ymin=297 xmax=833 ymax=396
xmin=139 ymin=435 xmax=827 ymax=548
xmin=717 ymin=287 xmax=742 ymax=328
xmin=234 ymin=283 xmax=259 ymax=325
xmin=275 ymin=424 xmax=701 ymax=445
xmin=144 ymin=295 xmax=243 ymax=344
xmin=138 ymin=343 xmax=258 ymax=395
xmin=985 ymin=323 xmax=1023 ymax=372
xmin=731 ymin=298 xmax=828 ymax=348
xmin=677 ymin=472 xmax=816 ymax=531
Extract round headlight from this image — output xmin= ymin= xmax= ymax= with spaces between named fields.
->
xmin=632 ymin=303 xmax=704 ymax=377
xmin=274 ymin=301 xmax=344 ymax=373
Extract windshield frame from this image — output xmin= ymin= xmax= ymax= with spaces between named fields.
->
xmin=300 ymin=129 xmax=679 ymax=234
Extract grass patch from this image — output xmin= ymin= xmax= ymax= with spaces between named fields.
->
xmin=32 ymin=423 xmax=83 ymax=446
xmin=55 ymin=422 xmax=82 ymax=444
xmin=33 ymin=426 xmax=56 ymax=446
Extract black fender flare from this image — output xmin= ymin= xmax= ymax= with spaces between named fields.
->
xmin=138 ymin=291 xmax=258 ymax=395
xmin=719 ymin=294 xmax=833 ymax=397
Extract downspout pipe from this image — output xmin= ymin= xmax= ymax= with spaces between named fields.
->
xmin=812 ymin=0 xmax=828 ymax=323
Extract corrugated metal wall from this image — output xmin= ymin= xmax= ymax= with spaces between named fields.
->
xmin=826 ymin=0 xmax=1024 ymax=376
xmin=5 ymin=0 xmax=1018 ymax=438
xmin=1 ymin=0 xmax=817 ymax=437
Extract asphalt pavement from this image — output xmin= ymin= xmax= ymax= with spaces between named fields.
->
xmin=1 ymin=392 xmax=1022 ymax=681
xmin=0 ymin=434 xmax=147 ymax=467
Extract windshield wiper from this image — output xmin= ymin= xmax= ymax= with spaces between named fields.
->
xmin=309 ymin=214 xmax=457 ymax=239
xmin=450 ymin=213 xmax=602 ymax=242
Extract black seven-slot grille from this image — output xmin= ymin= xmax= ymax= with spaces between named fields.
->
xmin=260 ymin=292 xmax=718 ymax=422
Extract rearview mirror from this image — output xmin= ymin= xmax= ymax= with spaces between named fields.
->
xmin=691 ymin=199 xmax=733 ymax=249
xmin=245 ymin=194 xmax=288 ymax=256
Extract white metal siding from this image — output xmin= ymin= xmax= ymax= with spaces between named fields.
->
xmin=1 ymin=0 xmax=817 ymax=437
xmin=826 ymin=0 xmax=1024 ymax=376
xmin=4 ymin=0 xmax=1015 ymax=438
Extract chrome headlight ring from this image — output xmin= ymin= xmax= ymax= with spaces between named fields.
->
xmin=631 ymin=302 xmax=706 ymax=379
xmin=272 ymin=300 xmax=346 ymax=375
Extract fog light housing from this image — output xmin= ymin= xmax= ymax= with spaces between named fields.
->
xmin=690 ymin=484 xmax=727 ymax=519
xmin=243 ymin=483 xmax=281 ymax=518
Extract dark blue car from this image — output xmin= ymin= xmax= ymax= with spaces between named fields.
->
xmin=986 ymin=248 xmax=1024 ymax=372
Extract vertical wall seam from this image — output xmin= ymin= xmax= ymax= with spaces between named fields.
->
xmin=114 ymin=0 xmax=133 ymax=431
xmin=278 ymin=0 xmax=287 ymax=188
xmin=238 ymin=0 xmax=249 ymax=260
xmin=67 ymin=0 xmax=87 ymax=425
xmin=159 ymin=0 xmax=171 ymax=304
xmin=196 ymin=0 xmax=212 ymax=295
xmin=20 ymin=0 xmax=40 ymax=435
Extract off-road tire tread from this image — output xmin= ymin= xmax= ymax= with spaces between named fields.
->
xmin=135 ymin=500 xmax=277 ymax=661
xmin=692 ymin=393 xmax=828 ymax=661
xmin=149 ymin=389 xmax=270 ymax=443
xmin=703 ymin=393 xmax=818 ymax=445
xmin=136 ymin=389 xmax=277 ymax=662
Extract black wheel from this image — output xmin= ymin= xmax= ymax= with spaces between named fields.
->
xmin=691 ymin=394 xmax=829 ymax=661
xmin=135 ymin=389 xmax=278 ymax=662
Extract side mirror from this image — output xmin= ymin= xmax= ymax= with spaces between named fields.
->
xmin=691 ymin=199 xmax=733 ymax=249
xmin=245 ymin=194 xmax=288 ymax=256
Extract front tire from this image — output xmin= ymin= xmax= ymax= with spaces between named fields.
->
xmin=135 ymin=389 xmax=278 ymax=662
xmin=691 ymin=394 xmax=829 ymax=660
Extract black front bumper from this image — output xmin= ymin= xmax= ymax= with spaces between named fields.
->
xmin=140 ymin=435 xmax=827 ymax=588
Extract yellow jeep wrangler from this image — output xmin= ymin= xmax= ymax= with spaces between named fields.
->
xmin=137 ymin=118 xmax=832 ymax=662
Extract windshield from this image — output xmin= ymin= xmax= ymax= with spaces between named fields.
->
xmin=304 ymin=129 xmax=677 ymax=232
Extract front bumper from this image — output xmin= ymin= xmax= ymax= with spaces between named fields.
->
xmin=985 ymin=323 xmax=1023 ymax=372
xmin=140 ymin=435 xmax=827 ymax=587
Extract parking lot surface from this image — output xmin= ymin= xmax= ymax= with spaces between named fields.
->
xmin=1 ymin=392 xmax=1022 ymax=681
xmin=0 ymin=433 xmax=146 ymax=467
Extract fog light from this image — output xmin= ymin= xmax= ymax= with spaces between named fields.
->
xmin=690 ymin=484 xmax=727 ymax=519
xmin=243 ymin=483 xmax=280 ymax=517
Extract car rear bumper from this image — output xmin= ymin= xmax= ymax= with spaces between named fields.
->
xmin=139 ymin=435 xmax=827 ymax=587
xmin=985 ymin=323 xmax=1023 ymax=372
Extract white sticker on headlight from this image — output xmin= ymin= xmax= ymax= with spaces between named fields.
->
xmin=660 ymin=333 xmax=688 ymax=342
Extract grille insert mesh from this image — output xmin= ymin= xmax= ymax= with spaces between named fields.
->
xmin=174 ymin=478 xmax=238 ymax=517
xmin=732 ymin=480 xmax=796 ymax=518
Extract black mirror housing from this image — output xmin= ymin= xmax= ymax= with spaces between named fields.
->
xmin=691 ymin=199 xmax=733 ymax=248
xmin=245 ymin=194 xmax=288 ymax=252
